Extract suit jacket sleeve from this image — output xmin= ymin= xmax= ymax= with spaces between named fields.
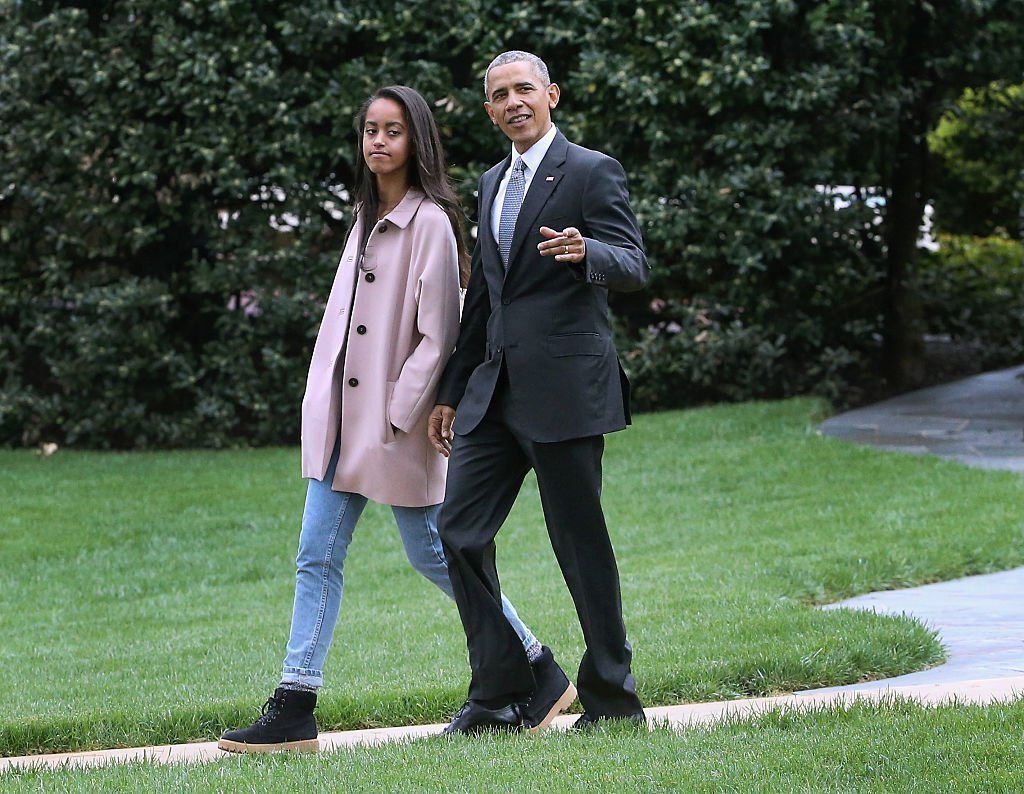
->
xmin=573 ymin=155 xmax=650 ymax=293
xmin=435 ymin=236 xmax=488 ymax=408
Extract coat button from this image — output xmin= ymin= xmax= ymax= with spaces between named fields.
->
xmin=348 ymin=377 xmax=359 ymax=387
xmin=365 ymin=272 xmax=375 ymax=282
xmin=378 ymin=222 xmax=387 ymax=232
xmin=356 ymin=325 xmax=367 ymax=335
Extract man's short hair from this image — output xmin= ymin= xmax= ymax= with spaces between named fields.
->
xmin=483 ymin=50 xmax=551 ymax=99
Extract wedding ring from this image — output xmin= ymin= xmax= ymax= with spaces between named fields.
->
xmin=564 ymin=245 xmax=569 ymax=254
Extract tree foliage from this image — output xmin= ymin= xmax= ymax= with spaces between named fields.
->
xmin=843 ymin=2 xmax=1024 ymax=388
xmin=930 ymin=82 xmax=1024 ymax=238
xmin=3 ymin=0 xmax=1023 ymax=447
xmin=916 ymin=233 xmax=1024 ymax=370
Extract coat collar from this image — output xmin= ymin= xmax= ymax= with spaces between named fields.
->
xmin=380 ymin=187 xmax=426 ymax=229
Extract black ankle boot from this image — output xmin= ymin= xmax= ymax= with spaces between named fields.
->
xmin=218 ymin=687 xmax=319 ymax=753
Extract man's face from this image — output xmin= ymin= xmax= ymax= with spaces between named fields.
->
xmin=484 ymin=61 xmax=560 ymax=154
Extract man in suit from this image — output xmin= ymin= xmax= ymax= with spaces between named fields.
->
xmin=428 ymin=50 xmax=649 ymax=734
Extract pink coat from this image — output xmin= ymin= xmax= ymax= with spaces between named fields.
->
xmin=300 ymin=188 xmax=461 ymax=507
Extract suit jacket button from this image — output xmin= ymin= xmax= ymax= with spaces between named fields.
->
xmin=348 ymin=377 xmax=359 ymax=387
xmin=356 ymin=325 xmax=367 ymax=335
xmin=365 ymin=272 xmax=375 ymax=282
xmin=501 ymin=297 xmax=510 ymax=305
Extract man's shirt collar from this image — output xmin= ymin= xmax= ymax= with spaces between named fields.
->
xmin=511 ymin=124 xmax=558 ymax=175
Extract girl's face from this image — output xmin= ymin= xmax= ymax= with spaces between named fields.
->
xmin=362 ymin=98 xmax=412 ymax=181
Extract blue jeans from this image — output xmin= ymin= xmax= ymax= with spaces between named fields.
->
xmin=281 ymin=440 xmax=538 ymax=689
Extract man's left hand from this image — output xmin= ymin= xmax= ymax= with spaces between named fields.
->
xmin=538 ymin=226 xmax=586 ymax=264
xmin=428 ymin=404 xmax=456 ymax=457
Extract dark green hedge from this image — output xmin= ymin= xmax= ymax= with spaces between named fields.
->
xmin=3 ymin=1 xmax=1022 ymax=447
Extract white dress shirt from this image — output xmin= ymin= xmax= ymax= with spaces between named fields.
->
xmin=490 ymin=124 xmax=559 ymax=242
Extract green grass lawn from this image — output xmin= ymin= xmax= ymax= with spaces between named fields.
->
xmin=1 ymin=398 xmax=1022 ymax=760
xmin=4 ymin=699 xmax=1023 ymax=793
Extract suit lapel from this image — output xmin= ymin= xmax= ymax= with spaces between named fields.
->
xmin=478 ymin=158 xmax=507 ymax=279
xmin=478 ymin=158 xmax=507 ymax=251
xmin=506 ymin=133 xmax=569 ymax=269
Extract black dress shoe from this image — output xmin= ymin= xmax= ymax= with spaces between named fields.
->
xmin=443 ymin=700 xmax=524 ymax=735
xmin=571 ymin=711 xmax=647 ymax=732
xmin=522 ymin=646 xmax=577 ymax=733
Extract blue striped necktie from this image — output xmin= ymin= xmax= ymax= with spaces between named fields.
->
xmin=498 ymin=157 xmax=526 ymax=267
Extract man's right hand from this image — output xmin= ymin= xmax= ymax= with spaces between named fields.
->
xmin=428 ymin=404 xmax=456 ymax=457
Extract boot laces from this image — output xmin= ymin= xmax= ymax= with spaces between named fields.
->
xmin=254 ymin=694 xmax=286 ymax=725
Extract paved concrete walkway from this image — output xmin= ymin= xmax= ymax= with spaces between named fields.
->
xmin=820 ymin=363 xmax=1024 ymax=472
xmin=4 ymin=366 xmax=1023 ymax=771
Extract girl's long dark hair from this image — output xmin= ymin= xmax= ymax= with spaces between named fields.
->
xmin=350 ymin=85 xmax=471 ymax=286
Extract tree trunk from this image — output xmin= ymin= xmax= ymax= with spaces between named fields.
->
xmin=882 ymin=132 xmax=928 ymax=390
xmin=881 ymin=2 xmax=933 ymax=391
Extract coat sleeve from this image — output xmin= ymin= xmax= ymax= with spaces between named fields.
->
xmin=435 ymin=234 xmax=488 ymax=409
xmin=572 ymin=154 xmax=651 ymax=293
xmin=387 ymin=211 xmax=462 ymax=433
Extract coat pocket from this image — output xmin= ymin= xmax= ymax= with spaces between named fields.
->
xmin=384 ymin=381 xmax=398 ymax=443
xmin=547 ymin=332 xmax=604 ymax=357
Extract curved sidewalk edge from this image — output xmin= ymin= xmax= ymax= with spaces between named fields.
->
xmin=807 ymin=566 xmax=1024 ymax=691
xmin=3 ymin=676 xmax=1023 ymax=772
xmin=814 ymin=365 xmax=1024 ymax=692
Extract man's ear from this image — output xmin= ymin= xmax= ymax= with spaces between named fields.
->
xmin=547 ymin=82 xmax=560 ymax=109
xmin=484 ymin=100 xmax=497 ymax=125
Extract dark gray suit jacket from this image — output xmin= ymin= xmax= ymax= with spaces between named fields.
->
xmin=437 ymin=131 xmax=650 ymax=442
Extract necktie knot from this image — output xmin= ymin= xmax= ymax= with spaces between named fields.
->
xmin=498 ymin=158 xmax=527 ymax=267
